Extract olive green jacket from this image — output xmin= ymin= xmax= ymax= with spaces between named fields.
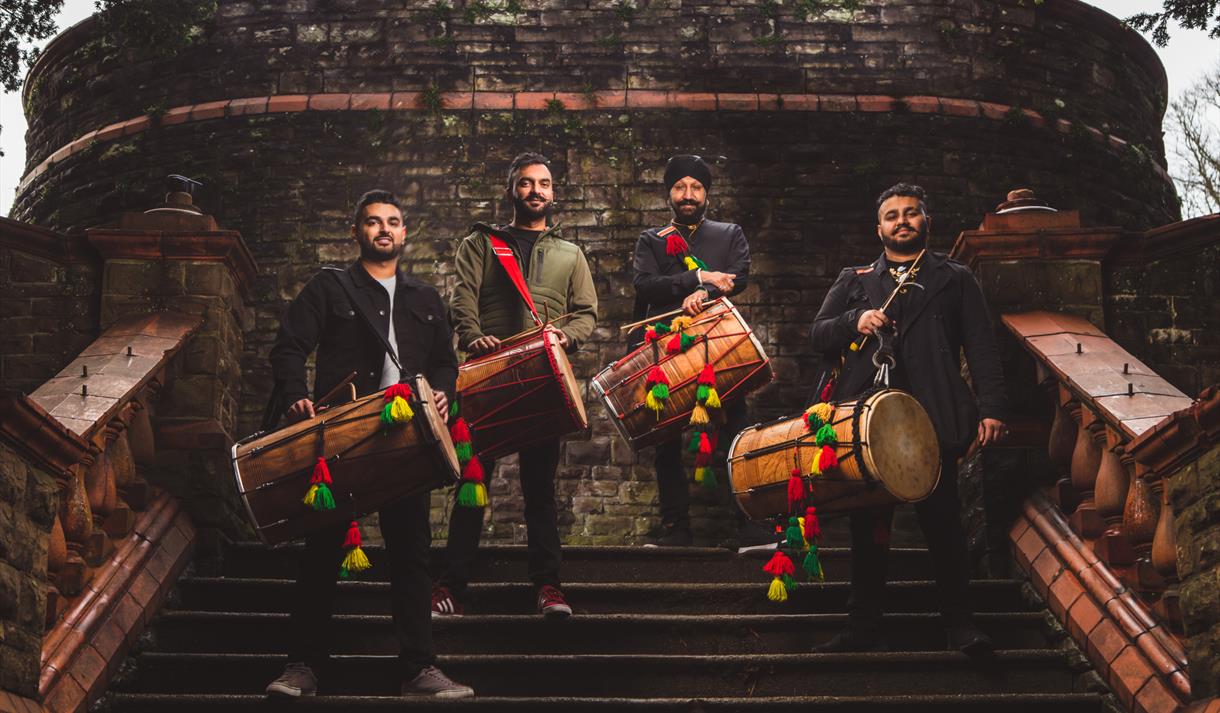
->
xmin=449 ymin=222 xmax=598 ymax=352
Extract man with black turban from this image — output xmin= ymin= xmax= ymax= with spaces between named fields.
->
xmin=630 ymin=154 xmax=760 ymax=547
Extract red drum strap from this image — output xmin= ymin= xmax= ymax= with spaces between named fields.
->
xmin=488 ymin=234 xmax=542 ymax=325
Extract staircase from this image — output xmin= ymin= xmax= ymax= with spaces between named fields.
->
xmin=100 ymin=540 xmax=1110 ymax=712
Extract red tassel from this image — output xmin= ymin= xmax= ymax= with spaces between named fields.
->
xmin=450 ymin=417 xmax=471 ymax=443
xmin=666 ymin=332 xmax=684 ymax=354
xmin=645 ymin=365 xmax=669 ymax=387
xmin=383 ymin=383 xmax=413 ymax=402
xmin=461 ymin=456 xmax=485 ymax=483
xmin=762 ymin=550 xmax=796 ymax=577
xmin=787 ymin=468 xmax=805 ymax=511
xmin=820 ymin=378 xmax=835 ymax=403
xmin=665 ymin=232 xmax=689 ymax=257
xmin=697 ymin=363 xmax=716 ymax=385
xmin=698 ymin=432 xmax=713 ymax=455
xmin=804 ymin=506 xmax=821 ymax=541
xmin=310 ymin=457 xmax=332 ymax=485
xmin=818 ymin=445 xmax=838 ymax=471
xmin=644 ymin=327 xmax=661 ymax=343
xmin=343 ymin=520 xmax=362 ymax=548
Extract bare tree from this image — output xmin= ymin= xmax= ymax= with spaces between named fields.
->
xmin=1166 ymin=65 xmax=1220 ymax=218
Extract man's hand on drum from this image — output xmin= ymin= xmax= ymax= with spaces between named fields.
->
xmin=856 ymin=309 xmax=892 ymax=336
xmin=545 ymin=325 xmax=570 ymax=349
xmin=286 ymin=398 xmax=315 ymax=424
xmin=683 ymin=289 xmax=709 ymax=316
xmin=978 ymin=418 xmax=1008 ymax=447
xmin=434 ymin=390 xmax=449 ymax=424
xmin=469 ymin=335 xmax=502 ymax=355
xmin=701 ymin=271 xmax=735 ymax=293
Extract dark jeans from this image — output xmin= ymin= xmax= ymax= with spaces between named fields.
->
xmin=654 ymin=399 xmax=751 ymax=529
xmin=441 ymin=438 xmax=562 ymax=598
xmin=287 ymin=491 xmax=434 ymax=679
xmin=846 ymin=448 xmax=972 ymax=632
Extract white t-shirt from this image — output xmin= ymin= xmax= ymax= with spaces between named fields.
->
xmin=376 ymin=275 xmax=401 ymax=389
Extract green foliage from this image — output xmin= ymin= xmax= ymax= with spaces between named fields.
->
xmin=753 ymin=33 xmax=782 ymax=47
xmin=462 ymin=0 xmax=497 ymax=23
xmin=92 ymin=0 xmax=217 ymax=65
xmin=792 ymin=0 xmax=861 ymax=21
xmin=613 ymin=0 xmax=636 ymax=23
xmin=545 ymin=98 xmax=566 ymax=114
xmin=1 ymin=0 xmax=63 ymax=92
xmin=1127 ymin=0 xmax=1220 ymax=46
xmin=596 ymin=34 xmax=623 ymax=48
xmin=419 ymin=83 xmax=444 ymax=114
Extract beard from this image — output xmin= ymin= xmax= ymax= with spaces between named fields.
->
xmin=880 ymin=223 xmax=927 ymax=255
xmin=512 ymin=193 xmax=552 ymax=223
xmin=670 ymin=198 xmax=707 ymax=224
xmin=360 ymin=233 xmax=405 ymax=262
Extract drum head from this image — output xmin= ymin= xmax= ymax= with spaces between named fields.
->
xmin=547 ymin=335 xmax=589 ymax=428
xmin=413 ymin=377 xmax=461 ymax=481
xmin=860 ymin=391 xmax=940 ymax=502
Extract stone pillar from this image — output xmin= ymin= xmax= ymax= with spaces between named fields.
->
xmin=85 ymin=190 xmax=258 ymax=541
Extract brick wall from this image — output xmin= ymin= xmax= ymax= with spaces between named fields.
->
xmin=1167 ymin=444 xmax=1220 ymax=698
xmin=0 ymin=443 xmax=58 ymax=698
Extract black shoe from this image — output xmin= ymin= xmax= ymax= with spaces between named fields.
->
xmin=812 ymin=628 xmax=887 ymax=653
xmin=948 ymin=623 xmax=994 ymax=657
xmin=647 ymin=522 xmax=693 ymax=547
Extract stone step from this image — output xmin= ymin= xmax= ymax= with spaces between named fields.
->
xmin=150 ymin=611 xmax=1053 ymax=655
xmin=115 ymin=651 xmax=1084 ymax=697
xmin=103 ymin=692 xmax=1106 ymax=713
xmin=221 ymin=543 xmax=935 ymax=583
xmin=176 ymin=577 xmax=1033 ymax=615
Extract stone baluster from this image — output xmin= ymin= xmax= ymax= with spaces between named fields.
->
xmin=57 ymin=465 xmax=93 ymax=595
xmin=1068 ymin=405 xmax=1104 ymax=537
xmin=1123 ymin=466 xmax=1161 ymax=595
xmin=1049 ymin=388 xmax=1082 ymax=513
xmin=101 ymin=417 xmax=137 ymax=537
xmin=44 ymin=514 xmax=68 ymax=629
xmin=1094 ymin=427 xmax=1135 ymax=565
xmin=1151 ymin=478 xmax=1180 ymax=628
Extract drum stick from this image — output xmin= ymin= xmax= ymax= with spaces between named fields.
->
xmin=500 ymin=312 xmax=577 ymax=344
xmin=618 ymin=301 xmax=716 ymax=333
xmin=316 ymin=371 xmax=359 ymax=408
xmin=850 ymin=249 xmax=926 ymax=352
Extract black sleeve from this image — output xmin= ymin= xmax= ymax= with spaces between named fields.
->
xmin=810 ymin=269 xmax=867 ymax=354
xmin=269 ymin=275 xmax=328 ymax=405
xmin=632 ymin=232 xmax=701 ymax=303
xmin=959 ymin=269 xmax=1009 ymax=421
xmin=705 ymin=224 xmax=751 ymax=299
xmin=425 ymin=291 xmax=459 ymax=398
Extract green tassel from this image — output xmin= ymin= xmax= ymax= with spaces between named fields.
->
xmin=449 ymin=400 xmax=460 ymax=419
xmin=785 ymin=519 xmax=804 ymax=549
xmin=815 ymin=423 xmax=838 ymax=447
xmin=653 ymin=322 xmax=671 ymax=335
xmin=700 ymin=466 xmax=717 ymax=490
xmin=650 ymin=383 xmax=670 ymax=400
xmin=687 ymin=431 xmax=702 ymax=453
xmin=804 ymin=547 xmax=824 ymax=581
xmin=311 ymin=482 xmax=335 ymax=512
xmin=380 ymin=401 xmax=395 ymax=425
xmin=457 ymin=481 xmax=488 ymax=508
xmin=781 ymin=573 xmax=797 ymax=593
xmin=680 ymin=334 xmax=698 ymax=351
xmin=696 ymin=384 xmax=710 ymax=402
xmin=338 ymin=566 xmax=349 ymax=579
xmin=455 ymin=441 xmax=473 ymax=463
xmin=690 ymin=255 xmax=708 ymax=270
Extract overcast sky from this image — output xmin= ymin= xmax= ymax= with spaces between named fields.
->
xmin=1 ymin=0 xmax=1217 ymax=219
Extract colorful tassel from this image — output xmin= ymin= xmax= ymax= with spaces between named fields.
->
xmin=683 ymin=255 xmax=708 ymax=271
xmin=818 ymin=445 xmax=838 ymax=472
xmin=698 ymin=432 xmax=713 ymax=455
xmin=804 ymin=506 xmax=821 ymax=542
xmin=644 ymin=326 xmax=661 ymax=343
xmin=457 ymin=456 xmax=488 ymax=508
xmin=694 ymin=465 xmax=717 ymax=490
xmin=805 ymin=402 xmax=835 ymax=432
xmin=644 ymin=366 xmax=670 ymax=415
xmin=339 ymin=520 xmax=371 ymax=578
xmin=787 ymin=468 xmax=806 ymax=511
xmin=803 ymin=545 xmax=824 ymax=581
xmin=703 ymin=388 xmax=720 ymax=409
xmin=820 ymin=378 xmax=835 ymax=403
xmin=763 ymin=550 xmax=796 ymax=602
xmin=380 ymin=395 xmax=414 ymax=424
xmin=384 ymin=383 xmax=413 ymax=402
xmin=785 ymin=516 xmax=804 ymax=549
xmin=450 ymin=417 xmax=473 ymax=463
xmin=690 ymin=403 xmax=709 ymax=426
xmin=665 ymin=232 xmax=689 ymax=257
xmin=665 ymin=332 xmax=684 ymax=354
xmin=302 ymin=457 xmax=336 ymax=511
xmin=687 ymin=431 xmax=703 ymax=453
xmin=669 ymin=316 xmax=694 ymax=332
xmin=814 ymin=423 xmax=838 ymax=446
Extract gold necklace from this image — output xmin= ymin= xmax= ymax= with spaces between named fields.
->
xmin=888 ymin=263 xmax=920 ymax=283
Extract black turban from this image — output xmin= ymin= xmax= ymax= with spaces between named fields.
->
xmin=664 ymin=154 xmax=712 ymax=192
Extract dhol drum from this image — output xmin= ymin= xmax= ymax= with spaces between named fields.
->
xmin=593 ymin=298 xmax=772 ymax=451
xmin=231 ymin=375 xmax=459 ymax=545
xmin=457 ymin=327 xmax=588 ymax=461
xmin=727 ymin=389 xmax=940 ymax=521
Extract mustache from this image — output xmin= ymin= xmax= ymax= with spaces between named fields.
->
xmin=676 ymin=200 xmax=701 ymax=208
xmin=523 ymin=194 xmax=548 ymax=203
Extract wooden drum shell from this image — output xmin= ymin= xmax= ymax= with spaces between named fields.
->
xmin=231 ymin=376 xmax=459 ymax=545
xmin=457 ymin=329 xmax=588 ymax=461
xmin=592 ymin=298 xmax=773 ymax=451
xmin=727 ymin=390 xmax=941 ymax=521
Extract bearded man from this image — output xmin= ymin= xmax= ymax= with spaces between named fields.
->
xmin=808 ymin=183 xmax=1008 ymax=655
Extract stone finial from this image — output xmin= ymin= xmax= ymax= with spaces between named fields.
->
xmin=996 ymin=188 xmax=1055 ymax=213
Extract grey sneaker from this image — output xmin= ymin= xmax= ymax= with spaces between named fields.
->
xmin=401 ymin=665 xmax=475 ymax=699
xmin=265 ymin=662 xmax=317 ymax=698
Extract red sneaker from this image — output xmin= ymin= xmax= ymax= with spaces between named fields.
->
xmin=537 ymin=584 xmax=572 ymax=618
xmin=431 ymin=585 xmax=464 ymax=619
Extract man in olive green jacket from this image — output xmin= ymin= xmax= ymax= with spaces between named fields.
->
xmin=434 ymin=152 xmax=597 ymax=619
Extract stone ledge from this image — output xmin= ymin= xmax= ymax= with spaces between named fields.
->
xmin=86 ymin=229 xmax=258 ymax=301
xmin=0 ymin=391 xmax=89 ymax=477
xmin=0 ymin=216 xmax=96 ymax=265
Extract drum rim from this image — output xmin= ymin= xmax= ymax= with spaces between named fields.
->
xmin=542 ymin=330 xmax=589 ymax=430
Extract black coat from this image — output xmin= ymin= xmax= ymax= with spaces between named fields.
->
xmin=809 ymin=251 xmax=1007 ymax=452
xmin=269 ymin=261 xmax=459 ymax=419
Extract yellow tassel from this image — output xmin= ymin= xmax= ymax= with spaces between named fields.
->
xmin=704 ymin=388 xmax=721 ymax=409
xmin=684 ymin=256 xmax=699 ymax=271
xmin=694 ymin=466 xmax=704 ymax=484
xmin=669 ymin=316 xmax=694 ymax=332
xmin=812 ymin=402 xmax=834 ymax=423
xmin=810 ymin=455 xmax=822 ymax=476
xmin=472 ymin=482 xmax=488 ymax=507
xmin=341 ymin=546 xmax=371 ymax=573
xmin=302 ymin=484 xmax=318 ymax=507
xmin=767 ymin=577 xmax=788 ymax=602
xmin=389 ymin=395 xmax=414 ymax=423
xmin=645 ymin=391 xmax=663 ymax=413
xmin=690 ymin=403 xmax=709 ymax=425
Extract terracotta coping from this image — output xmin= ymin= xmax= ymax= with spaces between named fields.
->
xmin=1111 ymin=213 xmax=1220 ymax=266
xmin=0 ymin=391 xmax=90 ymax=476
xmin=1001 ymin=311 xmax=1193 ymax=440
xmin=1012 ymin=490 xmax=1189 ymax=712
xmin=15 ymin=92 xmax=1170 ymax=196
xmin=950 ymin=226 xmax=1130 ymax=271
xmin=86 ymin=228 xmax=258 ymax=301
xmin=27 ymin=312 xmax=202 ymax=442
xmin=39 ymin=491 xmax=195 ymax=711
xmin=1127 ymin=386 xmax=1220 ymax=477
xmin=0 ymin=215 xmax=96 ymax=265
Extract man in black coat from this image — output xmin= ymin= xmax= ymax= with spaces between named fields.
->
xmin=631 ymin=155 xmax=760 ymax=547
xmin=263 ymin=190 xmax=473 ymax=699
xmin=809 ymin=183 xmax=1008 ymax=654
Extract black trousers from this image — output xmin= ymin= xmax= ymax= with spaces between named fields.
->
xmin=286 ymin=491 xmax=434 ymax=678
xmin=441 ymin=438 xmax=562 ymax=598
xmin=654 ymin=399 xmax=751 ymax=528
xmin=846 ymin=448 xmax=972 ymax=632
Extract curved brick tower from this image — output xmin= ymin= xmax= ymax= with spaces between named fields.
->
xmin=12 ymin=0 xmax=1178 ymax=542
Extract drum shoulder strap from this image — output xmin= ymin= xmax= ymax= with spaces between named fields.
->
xmin=323 ymin=267 xmax=402 ymax=372
xmin=485 ymin=233 xmax=541 ymax=324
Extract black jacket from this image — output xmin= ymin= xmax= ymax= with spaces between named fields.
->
xmin=269 ymin=262 xmax=459 ymax=419
xmin=809 ymin=251 xmax=1007 ymax=452
xmin=631 ymin=219 xmax=750 ymax=342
